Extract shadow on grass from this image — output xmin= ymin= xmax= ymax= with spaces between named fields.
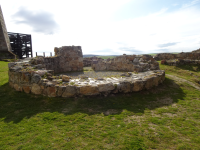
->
xmin=0 ymin=77 xmax=186 ymax=123
xmin=172 ymin=64 xmax=200 ymax=72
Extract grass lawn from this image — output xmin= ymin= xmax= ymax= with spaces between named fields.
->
xmin=159 ymin=61 xmax=200 ymax=86
xmin=0 ymin=61 xmax=200 ymax=149
xmin=97 ymin=56 xmax=116 ymax=59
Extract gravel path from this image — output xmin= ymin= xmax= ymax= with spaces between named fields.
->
xmin=166 ymin=74 xmax=200 ymax=91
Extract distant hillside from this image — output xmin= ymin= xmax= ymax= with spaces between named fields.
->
xmin=83 ymin=55 xmax=119 ymax=59
xmin=83 ymin=54 xmax=99 ymax=58
xmin=83 ymin=53 xmax=181 ymax=59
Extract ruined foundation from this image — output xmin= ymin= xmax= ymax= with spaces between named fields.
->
xmin=8 ymin=48 xmax=165 ymax=97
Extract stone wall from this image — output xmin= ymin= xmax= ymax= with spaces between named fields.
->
xmin=30 ymin=46 xmax=83 ymax=73
xmin=92 ymin=54 xmax=160 ymax=72
xmin=192 ymin=48 xmax=200 ymax=53
xmin=0 ymin=6 xmax=15 ymax=60
xmin=8 ymin=60 xmax=165 ymax=97
xmin=83 ymin=56 xmax=103 ymax=67
xmin=154 ymin=52 xmax=200 ymax=61
xmin=161 ymin=59 xmax=200 ymax=66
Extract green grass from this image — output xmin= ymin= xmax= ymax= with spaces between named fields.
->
xmin=159 ymin=61 xmax=200 ymax=86
xmin=97 ymin=56 xmax=116 ymax=59
xmin=1 ymin=61 xmax=200 ymax=149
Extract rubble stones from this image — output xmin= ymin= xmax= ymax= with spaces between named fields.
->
xmin=154 ymin=52 xmax=200 ymax=61
xmin=31 ymin=74 xmax=41 ymax=84
xmin=62 ymin=75 xmax=70 ymax=82
xmin=31 ymin=83 xmax=42 ymax=95
xmin=92 ymin=54 xmax=159 ymax=72
xmin=163 ymin=59 xmax=200 ymax=66
xmin=8 ymin=52 xmax=165 ymax=97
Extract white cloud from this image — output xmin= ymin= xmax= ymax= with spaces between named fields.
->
xmin=182 ymin=0 xmax=200 ymax=9
xmin=1 ymin=0 xmax=200 ymax=56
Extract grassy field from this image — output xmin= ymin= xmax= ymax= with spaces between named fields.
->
xmin=159 ymin=61 xmax=200 ymax=87
xmin=97 ymin=56 xmax=116 ymax=59
xmin=0 ymin=61 xmax=200 ymax=149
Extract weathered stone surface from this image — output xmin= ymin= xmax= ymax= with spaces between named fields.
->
xmin=132 ymin=80 xmax=144 ymax=92
xmin=22 ymin=86 xmax=31 ymax=94
xmin=83 ymin=56 xmax=103 ymax=67
xmin=62 ymin=75 xmax=70 ymax=82
xmin=8 ymin=62 xmax=16 ymax=68
xmin=57 ymin=86 xmax=65 ymax=97
xmin=31 ymin=83 xmax=41 ymax=95
xmin=21 ymin=72 xmax=31 ymax=83
xmin=31 ymin=74 xmax=41 ymax=84
xmin=62 ymin=86 xmax=77 ymax=97
xmin=47 ymin=86 xmax=56 ymax=97
xmin=35 ymin=70 xmax=47 ymax=76
xmin=0 ymin=6 xmax=15 ymax=60
xmin=92 ymin=54 xmax=159 ymax=72
xmin=80 ymin=85 xmax=99 ymax=95
xmin=14 ymin=84 xmax=20 ymax=91
xmin=144 ymin=76 xmax=156 ymax=89
xmin=119 ymin=81 xmax=132 ymax=93
xmin=9 ymin=66 xmax=22 ymax=72
xmin=98 ymin=83 xmax=115 ymax=92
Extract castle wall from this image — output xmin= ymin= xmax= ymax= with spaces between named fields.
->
xmin=0 ymin=6 xmax=15 ymax=60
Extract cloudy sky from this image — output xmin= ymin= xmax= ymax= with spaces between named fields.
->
xmin=1 ymin=0 xmax=200 ymax=56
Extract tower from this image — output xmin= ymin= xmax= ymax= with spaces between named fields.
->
xmin=0 ymin=5 xmax=15 ymax=60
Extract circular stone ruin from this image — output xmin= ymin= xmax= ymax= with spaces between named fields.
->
xmin=8 ymin=46 xmax=165 ymax=97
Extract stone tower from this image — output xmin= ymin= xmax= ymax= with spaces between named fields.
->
xmin=0 ymin=5 xmax=15 ymax=60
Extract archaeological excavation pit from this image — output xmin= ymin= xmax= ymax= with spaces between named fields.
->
xmin=8 ymin=46 xmax=165 ymax=97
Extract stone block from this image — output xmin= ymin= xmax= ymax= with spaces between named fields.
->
xmin=31 ymin=74 xmax=41 ymax=84
xmin=62 ymin=75 xmax=70 ymax=82
xmin=31 ymin=83 xmax=42 ymax=95
xmin=98 ymin=83 xmax=115 ymax=92
xmin=144 ymin=76 xmax=156 ymax=89
xmin=80 ymin=85 xmax=99 ymax=96
xmin=47 ymin=86 xmax=57 ymax=97
xmin=22 ymin=86 xmax=31 ymax=94
xmin=62 ymin=86 xmax=77 ymax=97
xmin=132 ymin=80 xmax=144 ymax=92
xmin=119 ymin=81 xmax=132 ymax=93
xmin=57 ymin=86 xmax=65 ymax=97
xmin=14 ymin=84 xmax=22 ymax=91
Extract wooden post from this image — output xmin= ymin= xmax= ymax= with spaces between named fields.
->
xmin=43 ymin=52 xmax=45 ymax=57
xmin=36 ymin=52 xmax=37 ymax=57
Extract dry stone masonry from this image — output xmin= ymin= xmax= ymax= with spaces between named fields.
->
xmin=83 ymin=56 xmax=103 ymax=67
xmin=30 ymin=46 xmax=83 ymax=73
xmin=155 ymin=51 xmax=200 ymax=66
xmin=154 ymin=52 xmax=200 ymax=61
xmin=8 ymin=50 xmax=165 ymax=97
xmin=92 ymin=54 xmax=160 ymax=72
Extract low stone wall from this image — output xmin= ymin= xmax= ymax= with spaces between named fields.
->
xmin=83 ymin=56 xmax=103 ymax=67
xmin=92 ymin=54 xmax=160 ymax=72
xmin=162 ymin=59 xmax=200 ymax=66
xmin=30 ymin=46 xmax=83 ymax=73
xmin=154 ymin=52 xmax=200 ymax=61
xmin=8 ymin=61 xmax=165 ymax=97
